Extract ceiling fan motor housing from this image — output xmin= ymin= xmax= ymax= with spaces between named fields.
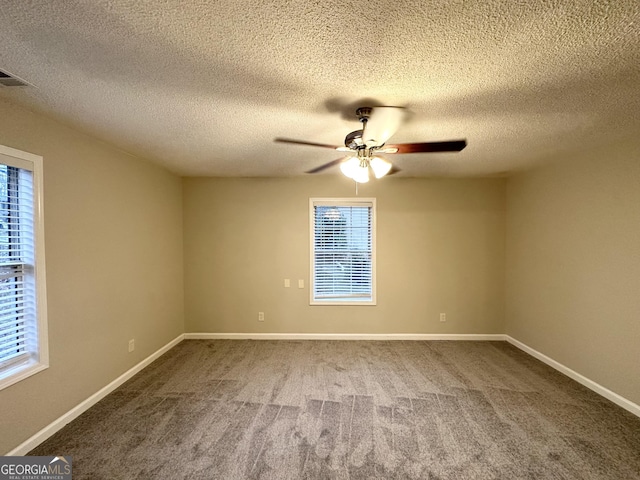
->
xmin=344 ymin=129 xmax=364 ymax=149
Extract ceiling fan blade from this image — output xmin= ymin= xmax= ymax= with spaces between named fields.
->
xmin=363 ymin=107 xmax=406 ymax=147
xmin=305 ymin=157 xmax=347 ymax=174
xmin=384 ymin=140 xmax=467 ymax=154
xmin=274 ymin=137 xmax=343 ymax=150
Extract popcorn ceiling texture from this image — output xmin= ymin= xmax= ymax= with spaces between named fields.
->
xmin=0 ymin=0 xmax=638 ymax=176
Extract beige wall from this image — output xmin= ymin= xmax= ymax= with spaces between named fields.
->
xmin=505 ymin=140 xmax=640 ymax=406
xmin=5 ymin=87 xmax=636 ymax=456
xmin=0 ymin=92 xmax=637 ymax=455
xmin=183 ymin=176 xmax=505 ymax=334
xmin=0 ymin=97 xmax=184 ymax=454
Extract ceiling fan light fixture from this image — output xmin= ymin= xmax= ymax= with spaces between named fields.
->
xmin=369 ymin=156 xmax=392 ymax=178
xmin=340 ymin=156 xmax=370 ymax=183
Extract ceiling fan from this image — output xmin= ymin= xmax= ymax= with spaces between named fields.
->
xmin=275 ymin=106 xmax=467 ymax=183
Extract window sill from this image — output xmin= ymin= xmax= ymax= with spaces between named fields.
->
xmin=310 ymin=300 xmax=377 ymax=306
xmin=0 ymin=359 xmax=49 ymax=392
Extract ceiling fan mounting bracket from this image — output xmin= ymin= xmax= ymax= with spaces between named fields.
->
xmin=355 ymin=107 xmax=372 ymax=123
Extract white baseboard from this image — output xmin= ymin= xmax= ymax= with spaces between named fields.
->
xmin=185 ymin=332 xmax=507 ymax=341
xmin=6 ymin=334 xmax=185 ymax=456
xmin=506 ymin=336 xmax=640 ymax=418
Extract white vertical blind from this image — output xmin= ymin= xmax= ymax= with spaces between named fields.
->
xmin=311 ymin=200 xmax=375 ymax=303
xmin=0 ymin=164 xmax=36 ymax=371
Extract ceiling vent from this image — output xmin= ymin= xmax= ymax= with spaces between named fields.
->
xmin=0 ymin=70 xmax=29 ymax=87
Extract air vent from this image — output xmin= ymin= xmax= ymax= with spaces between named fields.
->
xmin=0 ymin=70 xmax=29 ymax=87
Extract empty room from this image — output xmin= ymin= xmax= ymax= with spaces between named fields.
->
xmin=0 ymin=1 xmax=639 ymax=479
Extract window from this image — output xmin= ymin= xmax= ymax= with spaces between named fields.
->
xmin=310 ymin=198 xmax=376 ymax=305
xmin=0 ymin=145 xmax=48 ymax=391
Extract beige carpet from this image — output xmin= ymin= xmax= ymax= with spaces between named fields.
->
xmin=30 ymin=340 xmax=640 ymax=479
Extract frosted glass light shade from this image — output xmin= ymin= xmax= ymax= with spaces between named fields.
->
xmin=370 ymin=156 xmax=392 ymax=178
xmin=340 ymin=157 xmax=360 ymax=179
xmin=352 ymin=166 xmax=370 ymax=183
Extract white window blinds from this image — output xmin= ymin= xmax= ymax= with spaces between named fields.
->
xmin=0 ymin=146 xmax=47 ymax=391
xmin=310 ymin=199 xmax=376 ymax=305
xmin=0 ymin=165 xmax=36 ymax=371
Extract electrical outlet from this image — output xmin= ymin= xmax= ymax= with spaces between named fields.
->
xmin=258 ymin=312 xmax=265 ymax=322
xmin=298 ymin=279 xmax=304 ymax=289
xmin=440 ymin=313 xmax=446 ymax=322
xmin=128 ymin=339 xmax=135 ymax=352
xmin=284 ymin=279 xmax=290 ymax=288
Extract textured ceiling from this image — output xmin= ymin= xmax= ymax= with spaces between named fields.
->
xmin=0 ymin=0 xmax=639 ymax=177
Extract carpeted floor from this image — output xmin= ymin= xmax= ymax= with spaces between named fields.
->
xmin=30 ymin=340 xmax=640 ymax=479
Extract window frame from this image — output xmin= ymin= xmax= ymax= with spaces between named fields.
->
xmin=309 ymin=197 xmax=376 ymax=306
xmin=0 ymin=144 xmax=48 ymax=391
